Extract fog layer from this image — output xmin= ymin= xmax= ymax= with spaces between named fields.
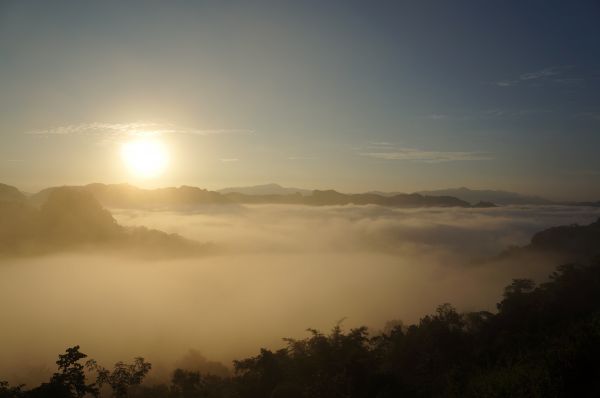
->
xmin=2 ymin=204 xmax=599 ymax=385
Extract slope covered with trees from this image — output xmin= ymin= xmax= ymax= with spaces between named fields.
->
xmin=0 ymin=186 xmax=207 ymax=257
xmin=2 ymin=258 xmax=600 ymax=397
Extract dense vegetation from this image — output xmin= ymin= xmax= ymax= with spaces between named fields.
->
xmin=2 ymin=258 xmax=600 ymax=397
xmin=0 ymin=188 xmax=205 ymax=257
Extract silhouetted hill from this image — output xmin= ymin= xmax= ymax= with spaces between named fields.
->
xmin=564 ymin=200 xmax=600 ymax=208
xmin=0 ymin=187 xmax=208 ymax=257
xmin=472 ymin=200 xmax=498 ymax=208
xmin=30 ymin=183 xmax=477 ymax=209
xmin=494 ymin=218 xmax=600 ymax=265
xmin=32 ymin=183 xmax=598 ymax=210
xmin=222 ymin=191 xmax=305 ymax=204
xmin=38 ymin=188 xmax=122 ymax=246
xmin=224 ymin=189 xmax=474 ymax=207
xmin=218 ymin=183 xmax=311 ymax=196
xmin=306 ymin=190 xmax=471 ymax=207
xmin=87 ymin=183 xmax=231 ymax=208
xmin=30 ymin=183 xmax=232 ymax=209
xmin=0 ymin=183 xmax=26 ymax=203
xmin=528 ymin=217 xmax=600 ymax=258
xmin=416 ymin=187 xmax=552 ymax=205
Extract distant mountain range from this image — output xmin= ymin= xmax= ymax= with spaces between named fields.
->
xmin=417 ymin=187 xmax=600 ymax=207
xmin=218 ymin=183 xmax=311 ymax=196
xmin=222 ymin=185 xmax=554 ymax=205
xmin=3 ymin=182 xmax=600 ymax=262
xmin=374 ymin=187 xmax=551 ymax=205
xmin=222 ymin=189 xmax=473 ymax=207
xmin=29 ymin=183 xmax=228 ymax=208
xmin=368 ymin=188 xmax=548 ymax=205
xmin=19 ymin=183 xmax=481 ymax=209
xmin=3 ymin=182 xmax=599 ymax=210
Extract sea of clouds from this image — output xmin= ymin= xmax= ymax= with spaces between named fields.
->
xmin=2 ymin=204 xmax=599 ymax=384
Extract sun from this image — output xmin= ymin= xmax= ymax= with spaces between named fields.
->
xmin=120 ymin=139 xmax=169 ymax=178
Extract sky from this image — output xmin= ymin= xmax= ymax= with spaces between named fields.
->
xmin=0 ymin=0 xmax=599 ymax=200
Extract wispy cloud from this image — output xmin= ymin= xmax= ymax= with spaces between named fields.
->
xmin=494 ymin=66 xmax=576 ymax=87
xmin=481 ymin=108 xmax=551 ymax=117
xmin=360 ymin=146 xmax=492 ymax=163
xmin=421 ymin=108 xmax=554 ymax=123
xmin=496 ymin=80 xmax=516 ymax=87
xmin=427 ymin=114 xmax=447 ymax=120
xmin=25 ymin=122 xmax=254 ymax=140
xmin=423 ymin=108 xmax=551 ymax=121
xmin=519 ymin=67 xmax=563 ymax=81
xmin=288 ymin=156 xmax=316 ymax=160
xmin=365 ymin=142 xmax=396 ymax=150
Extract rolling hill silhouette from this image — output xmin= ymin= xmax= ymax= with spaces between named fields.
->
xmin=30 ymin=183 xmax=231 ymax=209
xmin=0 ymin=185 xmax=208 ymax=257
xmin=218 ymin=183 xmax=311 ymax=196
xmin=416 ymin=187 xmax=552 ymax=205
xmin=528 ymin=217 xmax=600 ymax=259
xmin=29 ymin=183 xmax=478 ymax=209
xmin=3 ymin=181 xmax=599 ymax=263
xmin=494 ymin=217 xmax=600 ymax=265
xmin=0 ymin=182 xmax=27 ymax=203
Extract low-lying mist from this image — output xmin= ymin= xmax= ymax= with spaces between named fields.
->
xmin=2 ymin=203 xmax=600 ymax=386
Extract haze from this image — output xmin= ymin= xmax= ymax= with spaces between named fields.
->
xmin=2 ymin=199 xmax=600 ymax=385
xmin=2 ymin=1 xmax=600 ymax=396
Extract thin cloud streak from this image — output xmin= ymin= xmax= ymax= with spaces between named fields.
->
xmin=24 ymin=122 xmax=255 ymax=139
xmin=424 ymin=109 xmax=550 ymax=121
xmin=288 ymin=156 xmax=316 ymax=160
xmin=519 ymin=67 xmax=563 ymax=81
xmin=360 ymin=146 xmax=492 ymax=163
xmin=494 ymin=65 xmax=576 ymax=87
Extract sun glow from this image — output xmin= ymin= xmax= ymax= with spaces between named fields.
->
xmin=120 ymin=139 xmax=169 ymax=178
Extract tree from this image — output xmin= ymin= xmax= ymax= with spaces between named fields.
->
xmin=87 ymin=357 xmax=151 ymax=398
xmin=27 ymin=346 xmax=98 ymax=398
xmin=170 ymin=369 xmax=203 ymax=398
xmin=0 ymin=381 xmax=23 ymax=398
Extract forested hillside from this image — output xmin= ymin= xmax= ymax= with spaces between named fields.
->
xmin=2 ymin=258 xmax=599 ymax=398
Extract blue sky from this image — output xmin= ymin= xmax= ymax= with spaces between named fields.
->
xmin=1 ymin=0 xmax=599 ymax=199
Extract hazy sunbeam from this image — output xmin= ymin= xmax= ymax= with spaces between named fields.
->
xmin=120 ymin=139 xmax=169 ymax=179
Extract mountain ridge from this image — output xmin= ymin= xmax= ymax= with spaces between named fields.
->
xmin=25 ymin=183 xmax=479 ymax=209
xmin=0 ymin=186 xmax=208 ymax=257
xmin=6 ymin=182 xmax=599 ymax=209
xmin=415 ymin=187 xmax=553 ymax=205
xmin=218 ymin=183 xmax=311 ymax=196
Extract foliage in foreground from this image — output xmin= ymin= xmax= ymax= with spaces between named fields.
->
xmin=2 ymin=260 xmax=600 ymax=398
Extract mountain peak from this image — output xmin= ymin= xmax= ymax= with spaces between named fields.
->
xmin=0 ymin=183 xmax=26 ymax=203
xmin=218 ymin=183 xmax=311 ymax=196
